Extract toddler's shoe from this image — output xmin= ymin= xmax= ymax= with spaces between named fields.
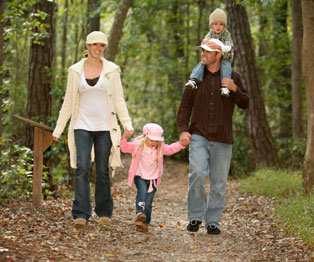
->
xmin=220 ymin=87 xmax=230 ymax=97
xmin=74 ymin=218 xmax=87 ymax=229
xmin=185 ymin=80 xmax=197 ymax=89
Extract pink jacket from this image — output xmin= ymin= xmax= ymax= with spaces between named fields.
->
xmin=120 ymin=138 xmax=184 ymax=188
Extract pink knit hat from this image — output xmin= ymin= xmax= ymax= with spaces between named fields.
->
xmin=143 ymin=123 xmax=164 ymax=141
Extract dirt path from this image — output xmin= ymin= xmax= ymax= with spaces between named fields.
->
xmin=0 ymin=157 xmax=313 ymax=262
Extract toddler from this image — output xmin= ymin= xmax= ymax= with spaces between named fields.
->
xmin=120 ymin=123 xmax=186 ymax=232
xmin=186 ymin=8 xmax=234 ymax=97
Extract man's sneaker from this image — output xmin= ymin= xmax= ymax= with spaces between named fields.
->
xmin=74 ymin=218 xmax=87 ymax=229
xmin=99 ymin=216 xmax=110 ymax=227
xmin=185 ymin=80 xmax=197 ymax=89
xmin=186 ymin=220 xmax=201 ymax=232
xmin=207 ymin=225 xmax=221 ymax=235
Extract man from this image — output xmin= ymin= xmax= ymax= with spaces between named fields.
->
xmin=177 ymin=39 xmax=249 ymax=234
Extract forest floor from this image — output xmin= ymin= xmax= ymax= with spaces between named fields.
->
xmin=0 ymin=156 xmax=314 ymax=262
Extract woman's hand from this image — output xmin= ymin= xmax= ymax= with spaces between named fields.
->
xmin=122 ymin=129 xmax=134 ymax=139
xmin=52 ymin=136 xmax=59 ymax=142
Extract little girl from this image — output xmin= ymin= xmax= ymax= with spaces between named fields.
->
xmin=120 ymin=123 xmax=186 ymax=232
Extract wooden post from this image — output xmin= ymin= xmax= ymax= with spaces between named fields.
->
xmin=13 ymin=115 xmax=53 ymax=207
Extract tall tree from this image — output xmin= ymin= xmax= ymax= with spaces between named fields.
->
xmin=291 ymin=0 xmax=304 ymax=139
xmin=0 ymin=0 xmax=4 ymax=146
xmin=302 ymin=0 xmax=314 ymax=194
xmin=61 ymin=0 xmax=69 ymax=79
xmin=26 ymin=0 xmax=54 ymax=147
xmin=273 ymin=1 xmax=292 ymax=138
xmin=226 ymin=0 xmax=279 ymax=169
xmin=87 ymin=0 xmax=100 ymax=33
xmin=105 ymin=0 xmax=133 ymax=62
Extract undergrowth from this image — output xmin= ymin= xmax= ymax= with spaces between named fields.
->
xmin=239 ymin=169 xmax=314 ymax=247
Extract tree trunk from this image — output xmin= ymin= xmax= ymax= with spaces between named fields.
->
xmin=26 ymin=0 xmax=54 ymax=148
xmin=302 ymin=0 xmax=314 ymax=194
xmin=291 ymin=0 xmax=304 ymax=139
xmin=61 ymin=0 xmax=69 ymax=79
xmin=87 ymin=0 xmax=100 ymax=33
xmin=105 ymin=0 xmax=133 ymax=62
xmin=273 ymin=2 xmax=292 ymax=138
xmin=0 ymin=0 xmax=4 ymax=146
xmin=226 ymin=0 xmax=279 ymax=169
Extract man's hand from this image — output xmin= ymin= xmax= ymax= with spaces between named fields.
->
xmin=221 ymin=78 xmax=238 ymax=92
xmin=180 ymin=131 xmax=191 ymax=147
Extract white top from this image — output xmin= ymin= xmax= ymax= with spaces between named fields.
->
xmin=136 ymin=146 xmax=159 ymax=180
xmin=74 ymin=69 xmax=110 ymax=131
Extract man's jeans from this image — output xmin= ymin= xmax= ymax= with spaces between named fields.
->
xmin=134 ymin=176 xmax=157 ymax=224
xmin=72 ymin=129 xmax=113 ymax=220
xmin=188 ymin=134 xmax=232 ymax=228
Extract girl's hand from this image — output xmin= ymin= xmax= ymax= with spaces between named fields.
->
xmin=52 ymin=136 xmax=59 ymax=142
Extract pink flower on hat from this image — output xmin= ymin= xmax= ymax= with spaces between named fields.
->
xmin=143 ymin=123 xmax=164 ymax=141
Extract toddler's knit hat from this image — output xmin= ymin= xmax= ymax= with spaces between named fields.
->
xmin=209 ymin=8 xmax=227 ymax=27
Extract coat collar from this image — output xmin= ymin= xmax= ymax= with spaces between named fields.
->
xmin=69 ymin=57 xmax=120 ymax=75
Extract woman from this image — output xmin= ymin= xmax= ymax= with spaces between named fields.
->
xmin=53 ymin=31 xmax=133 ymax=228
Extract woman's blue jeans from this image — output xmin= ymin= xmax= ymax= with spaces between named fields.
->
xmin=188 ymin=134 xmax=232 ymax=228
xmin=72 ymin=129 xmax=113 ymax=220
xmin=134 ymin=176 xmax=157 ymax=224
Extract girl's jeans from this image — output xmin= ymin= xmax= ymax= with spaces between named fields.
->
xmin=134 ymin=176 xmax=157 ymax=224
xmin=190 ymin=58 xmax=232 ymax=83
xmin=72 ymin=129 xmax=113 ymax=220
xmin=188 ymin=134 xmax=232 ymax=228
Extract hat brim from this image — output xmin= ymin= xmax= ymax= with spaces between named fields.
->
xmin=198 ymin=44 xmax=221 ymax=52
xmin=147 ymin=135 xmax=164 ymax=141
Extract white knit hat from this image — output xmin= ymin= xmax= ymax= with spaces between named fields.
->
xmin=86 ymin=31 xmax=108 ymax=45
xmin=209 ymin=8 xmax=227 ymax=26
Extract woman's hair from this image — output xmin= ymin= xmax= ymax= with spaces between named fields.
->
xmin=133 ymin=135 xmax=162 ymax=162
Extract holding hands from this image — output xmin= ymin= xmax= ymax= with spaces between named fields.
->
xmin=122 ymin=129 xmax=134 ymax=139
xmin=180 ymin=131 xmax=191 ymax=147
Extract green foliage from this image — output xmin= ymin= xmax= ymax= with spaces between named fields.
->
xmin=239 ymin=169 xmax=314 ymax=246
xmin=3 ymin=0 xmax=55 ymax=136
xmin=277 ymin=138 xmax=306 ymax=170
xmin=0 ymin=136 xmax=34 ymax=204
xmin=276 ymin=195 xmax=314 ymax=246
xmin=230 ymin=110 xmax=254 ymax=177
xmin=0 ymin=135 xmax=54 ymax=204
xmin=240 ymin=169 xmax=302 ymax=198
